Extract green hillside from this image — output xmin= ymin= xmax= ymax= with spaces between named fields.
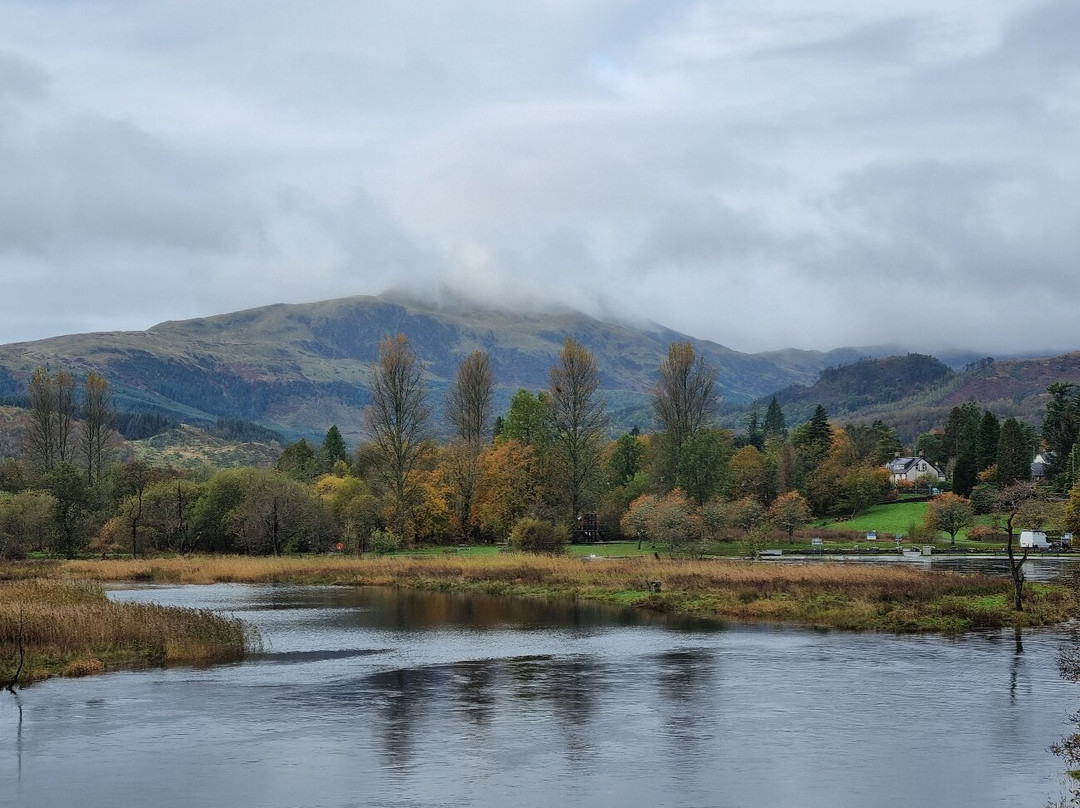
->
xmin=0 ymin=293 xmax=879 ymax=442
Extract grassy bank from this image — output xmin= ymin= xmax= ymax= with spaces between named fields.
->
xmin=1 ymin=555 xmax=1070 ymax=635
xmin=0 ymin=578 xmax=253 ymax=687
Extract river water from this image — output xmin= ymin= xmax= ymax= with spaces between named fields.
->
xmin=2 ymin=582 xmax=1078 ymax=808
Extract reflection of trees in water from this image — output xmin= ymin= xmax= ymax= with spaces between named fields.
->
xmin=506 ymin=656 xmax=599 ymax=762
xmin=362 ymin=655 xmax=601 ymax=770
xmin=654 ymin=649 xmax=718 ymax=768
xmin=1010 ymin=626 xmax=1023 ymax=706
xmin=354 ymin=588 xmax=664 ymax=631
xmin=451 ymin=660 xmax=494 ymax=726
xmin=4 ymin=691 xmax=23 ymax=781
xmin=366 ymin=666 xmax=448 ymax=769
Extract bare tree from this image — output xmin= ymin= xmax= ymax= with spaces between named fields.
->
xmin=364 ymin=334 xmax=433 ymax=539
xmin=80 ymin=372 xmax=115 ymax=484
xmin=548 ymin=338 xmax=608 ymax=522
xmin=651 ymin=342 xmax=719 ymax=490
xmin=996 ymin=482 xmax=1041 ymax=611
xmin=444 ymin=351 xmax=495 ymax=540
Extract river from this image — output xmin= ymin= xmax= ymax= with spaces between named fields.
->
xmin=1 ymin=582 xmax=1078 ymax=807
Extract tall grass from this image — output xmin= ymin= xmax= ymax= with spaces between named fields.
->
xmin=0 ymin=579 xmax=252 ymax=686
xmin=1 ymin=554 xmax=1069 ymax=633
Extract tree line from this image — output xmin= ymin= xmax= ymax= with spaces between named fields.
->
xmin=2 ymin=339 xmax=1079 ymax=561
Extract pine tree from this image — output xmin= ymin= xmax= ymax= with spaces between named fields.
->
xmin=763 ymin=397 xmax=787 ymax=440
xmin=319 ymin=425 xmax=350 ymax=470
xmin=799 ymin=405 xmax=833 ymax=468
xmin=976 ymin=410 xmax=1000 ymax=472
xmin=1043 ymin=382 xmax=1080 ymax=486
xmin=996 ymin=417 xmax=1032 ymax=485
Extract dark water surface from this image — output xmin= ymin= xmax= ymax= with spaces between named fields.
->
xmin=2 ymin=583 xmax=1078 ymax=807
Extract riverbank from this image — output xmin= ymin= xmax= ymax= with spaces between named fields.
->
xmin=1 ymin=555 xmax=1072 ymax=635
xmin=0 ymin=578 xmax=252 ymax=687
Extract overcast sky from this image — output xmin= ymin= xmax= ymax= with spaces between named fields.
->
xmin=1 ymin=0 xmax=1077 ymax=354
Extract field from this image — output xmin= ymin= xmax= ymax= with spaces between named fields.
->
xmin=825 ymin=501 xmax=930 ymax=537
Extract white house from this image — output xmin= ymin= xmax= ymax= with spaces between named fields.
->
xmin=886 ymin=456 xmax=946 ymax=484
xmin=1031 ymin=451 xmax=1055 ymax=481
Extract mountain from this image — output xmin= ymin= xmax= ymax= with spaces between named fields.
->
xmin=0 ymin=293 xmax=894 ymax=443
xmin=757 ymin=353 xmax=1080 ymax=442
xmin=761 ymin=354 xmax=956 ymax=426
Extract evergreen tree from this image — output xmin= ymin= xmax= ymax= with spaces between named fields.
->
xmin=1043 ymin=382 xmax=1080 ymax=486
xmin=763 ymin=397 xmax=787 ymax=440
xmin=996 ymin=417 xmax=1032 ymax=485
xmin=319 ymin=425 xmax=350 ymax=470
xmin=943 ymin=403 xmax=981 ymax=461
xmin=976 ymin=410 xmax=1000 ymax=472
xmin=951 ymin=446 xmax=978 ymax=497
xmin=871 ymin=420 xmax=902 ymax=465
xmin=745 ymin=405 xmax=764 ymax=450
xmin=798 ymin=405 xmax=833 ymax=468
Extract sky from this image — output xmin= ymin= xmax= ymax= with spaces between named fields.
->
xmin=0 ymin=0 xmax=1078 ymax=354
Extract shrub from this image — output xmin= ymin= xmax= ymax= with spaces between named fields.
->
xmin=509 ymin=517 xmax=565 ymax=555
xmin=967 ymin=525 xmax=1002 ymax=543
xmin=369 ymin=528 xmax=401 ymax=556
xmin=970 ymin=483 xmax=997 ymax=516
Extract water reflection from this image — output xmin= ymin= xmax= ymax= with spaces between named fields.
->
xmin=1010 ymin=627 xmax=1024 ymax=705
xmin=655 ymin=650 xmax=718 ymax=770
xmin=2 ymin=584 xmax=1075 ymax=808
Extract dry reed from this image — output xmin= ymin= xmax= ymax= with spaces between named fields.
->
xmin=1 ymin=554 xmax=1067 ymax=633
xmin=0 ymin=578 xmax=251 ymax=686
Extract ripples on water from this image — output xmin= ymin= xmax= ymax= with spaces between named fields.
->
xmin=1 ymin=582 xmax=1077 ymax=808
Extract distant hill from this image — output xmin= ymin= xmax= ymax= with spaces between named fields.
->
xmin=0 ymin=293 xmax=896 ymax=443
xmin=754 ymin=353 xmax=1080 ymax=442
xmin=761 ymin=354 xmax=955 ymax=426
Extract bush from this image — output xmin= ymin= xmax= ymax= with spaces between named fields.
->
xmin=970 ymin=483 xmax=997 ymax=515
xmin=967 ymin=525 xmax=1002 ymax=543
xmin=369 ymin=528 xmax=401 ymax=556
xmin=509 ymin=517 xmax=565 ymax=555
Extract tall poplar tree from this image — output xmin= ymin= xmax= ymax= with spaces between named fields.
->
xmin=26 ymin=368 xmax=77 ymax=474
xmin=444 ymin=350 xmax=495 ymax=540
xmin=80 ymin=371 xmax=115 ymax=484
xmin=549 ymin=338 xmax=608 ymax=522
xmin=651 ymin=342 xmax=719 ymax=490
xmin=364 ymin=334 xmax=433 ymax=539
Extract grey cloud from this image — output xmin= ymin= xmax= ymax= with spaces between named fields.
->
xmin=760 ymin=17 xmax=923 ymax=65
xmin=0 ymin=49 xmax=49 ymax=101
xmin=0 ymin=114 xmax=256 ymax=256
xmin=0 ymin=0 xmax=1077 ymax=356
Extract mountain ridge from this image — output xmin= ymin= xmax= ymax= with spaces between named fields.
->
xmin=0 ymin=293 xmax=1070 ymax=443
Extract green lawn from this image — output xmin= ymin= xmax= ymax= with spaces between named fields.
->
xmin=825 ymin=501 xmax=929 ymax=537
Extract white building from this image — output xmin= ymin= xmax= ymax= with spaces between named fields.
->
xmin=886 ymin=456 xmax=946 ymax=483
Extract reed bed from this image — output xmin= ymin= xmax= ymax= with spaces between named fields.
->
xmin=2 ymin=554 xmax=1069 ymax=633
xmin=0 ymin=579 xmax=252 ymax=686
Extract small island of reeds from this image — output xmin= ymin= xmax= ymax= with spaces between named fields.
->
xmin=0 ymin=578 xmax=253 ymax=687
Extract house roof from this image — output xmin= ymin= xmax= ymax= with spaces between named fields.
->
xmin=887 ymin=457 xmax=943 ymax=475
